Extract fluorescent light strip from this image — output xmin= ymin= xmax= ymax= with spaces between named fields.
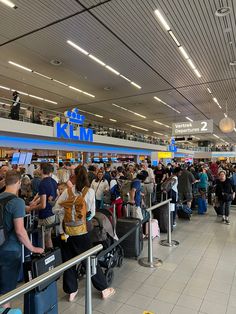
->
xmin=207 ymin=88 xmax=212 ymax=94
xmin=88 ymin=54 xmax=105 ymax=66
xmin=94 ymin=114 xmax=103 ymax=118
xmin=119 ymin=75 xmax=131 ymax=82
xmin=179 ymin=46 xmax=189 ymax=60
xmin=153 ymin=131 xmax=163 ymax=136
xmin=153 ymin=120 xmax=163 ymax=125
xmin=0 ymin=0 xmax=17 ymax=8
xmin=194 ymin=69 xmax=201 ymax=78
xmin=105 ymin=65 xmax=120 ymax=75
xmin=53 ymin=79 xmax=68 ymax=87
xmin=8 ymin=60 xmax=94 ymax=98
xmin=67 ymin=40 xmax=89 ymax=55
xmin=29 ymin=95 xmax=43 ymax=100
xmin=224 ymin=113 xmax=227 ymax=118
xmin=34 ymin=72 xmax=52 ymax=80
xmin=187 ymin=59 xmax=196 ymax=70
xmin=44 ymin=99 xmax=57 ymax=104
xmin=126 ymin=124 xmax=148 ymax=131
xmin=168 ymin=31 xmax=180 ymax=46
xmin=0 ymin=85 xmax=10 ymax=90
xmin=8 ymin=61 xmax=32 ymax=72
xmin=131 ymin=82 xmax=141 ymax=89
xmin=234 ymin=128 xmax=236 ymax=132
xmin=109 ymin=118 xmax=117 ymax=122
xmin=154 ymin=96 xmax=180 ymax=114
xmin=154 ymin=9 xmax=170 ymax=31
xmin=186 ymin=117 xmax=193 ymax=122
xmin=112 ymin=103 xmax=146 ymax=118
xmin=17 ymin=91 xmax=28 ymax=96
xmin=67 ymin=40 xmax=141 ymax=89
xmin=213 ymin=134 xmax=220 ymax=139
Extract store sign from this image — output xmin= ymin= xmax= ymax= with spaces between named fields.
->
xmin=66 ymin=152 xmax=73 ymax=159
xmin=55 ymin=108 xmax=93 ymax=142
xmin=172 ymin=120 xmax=213 ymax=135
xmin=158 ymin=152 xmax=172 ymax=159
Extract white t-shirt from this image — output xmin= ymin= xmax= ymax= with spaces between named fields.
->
xmin=144 ymin=167 xmax=155 ymax=184
xmin=91 ymin=179 xmax=109 ymax=200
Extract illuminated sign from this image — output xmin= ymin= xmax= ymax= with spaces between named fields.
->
xmin=172 ymin=120 xmax=213 ymax=135
xmin=54 ymin=108 xmax=93 ymax=142
xmin=158 ymin=152 xmax=172 ymax=159
xmin=66 ymin=152 xmax=73 ymax=159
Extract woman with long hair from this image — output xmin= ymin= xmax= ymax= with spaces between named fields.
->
xmin=91 ymin=170 xmax=109 ymax=209
xmin=53 ymin=166 xmax=115 ymax=301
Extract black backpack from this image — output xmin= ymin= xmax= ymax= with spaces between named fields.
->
xmin=0 ymin=195 xmax=17 ymax=247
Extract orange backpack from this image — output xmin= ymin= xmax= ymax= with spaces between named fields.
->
xmin=60 ymin=187 xmax=89 ymax=236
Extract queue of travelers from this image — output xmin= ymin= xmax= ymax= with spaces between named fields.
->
xmin=0 ymin=159 xmax=235 ymax=310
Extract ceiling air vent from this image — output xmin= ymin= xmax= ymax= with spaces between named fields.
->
xmin=50 ymin=59 xmax=62 ymax=66
xmin=215 ymin=7 xmax=231 ymax=17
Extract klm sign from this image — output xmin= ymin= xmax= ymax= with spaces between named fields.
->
xmin=55 ymin=108 xmax=93 ymax=142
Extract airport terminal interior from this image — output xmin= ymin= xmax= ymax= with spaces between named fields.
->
xmin=1 ymin=0 xmax=236 ymax=313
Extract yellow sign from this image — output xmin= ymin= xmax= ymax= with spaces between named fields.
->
xmin=66 ymin=152 xmax=73 ymax=159
xmin=143 ymin=311 xmax=155 ymax=314
xmin=158 ymin=152 xmax=172 ymax=159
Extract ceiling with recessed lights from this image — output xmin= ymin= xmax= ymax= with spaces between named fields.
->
xmin=0 ymin=0 xmax=236 ymax=144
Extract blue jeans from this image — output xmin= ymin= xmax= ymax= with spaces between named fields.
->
xmin=0 ymin=250 xmax=21 ymax=294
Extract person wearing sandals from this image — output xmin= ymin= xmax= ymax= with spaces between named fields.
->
xmin=53 ymin=166 xmax=115 ymax=302
xmin=215 ymin=170 xmax=235 ymax=225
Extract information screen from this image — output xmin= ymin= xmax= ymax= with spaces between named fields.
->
xmin=11 ymin=152 xmax=20 ymax=165
xmin=24 ymin=152 xmax=33 ymax=165
xmin=18 ymin=152 xmax=27 ymax=165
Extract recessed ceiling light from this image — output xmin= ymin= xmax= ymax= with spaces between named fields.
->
xmin=153 ymin=120 xmax=163 ymax=125
xmin=94 ymin=114 xmax=103 ymax=118
xmin=153 ymin=131 xmax=163 ymax=136
xmin=154 ymin=9 xmax=171 ymax=31
xmin=234 ymin=128 xmax=236 ymax=132
xmin=88 ymin=54 xmax=106 ymax=66
xmin=230 ymin=61 xmax=236 ymax=66
xmin=154 ymin=96 xmax=180 ymax=114
xmin=29 ymin=95 xmax=43 ymax=100
xmin=179 ymin=46 xmax=189 ymax=60
xmin=53 ymin=79 xmax=68 ymax=86
xmin=8 ymin=61 xmax=32 ymax=72
xmin=213 ymin=134 xmax=220 ymax=139
xmin=215 ymin=7 xmax=231 ymax=17
xmin=69 ymin=85 xmax=83 ymax=93
xmin=44 ymin=99 xmax=57 ymax=104
xmin=224 ymin=113 xmax=228 ymax=118
xmin=0 ymin=0 xmax=17 ymax=9
xmin=82 ymin=91 xmax=95 ymax=98
xmin=105 ymin=65 xmax=120 ymax=75
xmin=67 ymin=40 xmax=89 ymax=55
xmin=103 ymin=86 xmax=112 ymax=91
xmin=109 ymin=118 xmax=117 ymax=122
xmin=50 ymin=59 xmax=62 ymax=66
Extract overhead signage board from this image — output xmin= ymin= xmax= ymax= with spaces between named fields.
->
xmin=54 ymin=108 xmax=93 ymax=142
xmin=172 ymin=120 xmax=213 ymax=136
xmin=158 ymin=152 xmax=172 ymax=159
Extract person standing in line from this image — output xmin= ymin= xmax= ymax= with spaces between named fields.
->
xmin=0 ymin=171 xmax=43 ymax=309
xmin=198 ymin=167 xmax=209 ymax=214
xmin=91 ymin=171 xmax=109 ymax=209
xmin=178 ymin=165 xmax=197 ymax=209
xmin=24 ymin=106 xmax=32 ymax=122
xmin=141 ymin=163 xmax=155 ymax=208
xmin=10 ymin=91 xmax=21 ymax=120
xmin=215 ymin=170 xmax=235 ymax=225
xmin=28 ymin=163 xmax=58 ymax=248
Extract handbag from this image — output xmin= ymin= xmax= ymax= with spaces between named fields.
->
xmin=131 ymin=205 xmax=143 ymax=220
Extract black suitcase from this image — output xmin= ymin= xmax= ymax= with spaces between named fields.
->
xmin=24 ymin=281 xmax=58 ymax=314
xmin=153 ymin=206 xmax=173 ymax=233
xmin=116 ymin=218 xmax=143 ymax=258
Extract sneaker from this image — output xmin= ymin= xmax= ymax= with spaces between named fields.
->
xmin=173 ymin=221 xmax=177 ymax=227
xmin=225 ymin=219 xmax=230 ymax=225
xmin=222 ymin=218 xmax=225 ymax=223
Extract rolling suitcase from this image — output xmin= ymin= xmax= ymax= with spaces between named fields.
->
xmin=116 ymin=218 xmax=143 ymax=258
xmin=145 ymin=219 xmax=160 ymax=239
xmin=177 ymin=204 xmax=192 ymax=220
xmin=24 ymin=281 xmax=57 ymax=314
xmin=197 ymin=197 xmax=207 ymax=215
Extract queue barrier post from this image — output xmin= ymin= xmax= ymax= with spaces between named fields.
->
xmin=138 ymin=195 xmax=164 ymax=268
xmin=160 ymin=201 xmax=179 ymax=247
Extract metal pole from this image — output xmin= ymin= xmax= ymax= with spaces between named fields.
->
xmin=147 ymin=216 xmax=153 ymax=264
xmin=160 ymin=202 xmax=179 ymax=247
xmin=85 ymin=256 xmax=92 ymax=314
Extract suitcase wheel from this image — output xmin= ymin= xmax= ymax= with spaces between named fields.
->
xmin=117 ymin=255 xmax=124 ymax=268
xmin=105 ymin=268 xmax=114 ymax=287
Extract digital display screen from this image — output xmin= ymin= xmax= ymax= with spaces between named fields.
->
xmin=18 ymin=152 xmax=27 ymax=165
xmin=12 ymin=152 xmax=20 ymax=165
xmin=102 ymin=158 xmax=108 ymax=162
xmin=24 ymin=152 xmax=33 ymax=165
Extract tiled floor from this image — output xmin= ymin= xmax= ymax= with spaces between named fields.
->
xmin=12 ymin=206 xmax=236 ymax=313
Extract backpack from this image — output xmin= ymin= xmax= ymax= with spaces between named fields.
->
xmin=60 ymin=187 xmax=89 ymax=236
xmin=161 ymin=177 xmax=176 ymax=193
xmin=0 ymin=195 xmax=17 ymax=247
xmin=117 ymin=179 xmax=132 ymax=201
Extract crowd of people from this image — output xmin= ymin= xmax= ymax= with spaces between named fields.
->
xmin=1 ymin=158 xmax=236 ymax=309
